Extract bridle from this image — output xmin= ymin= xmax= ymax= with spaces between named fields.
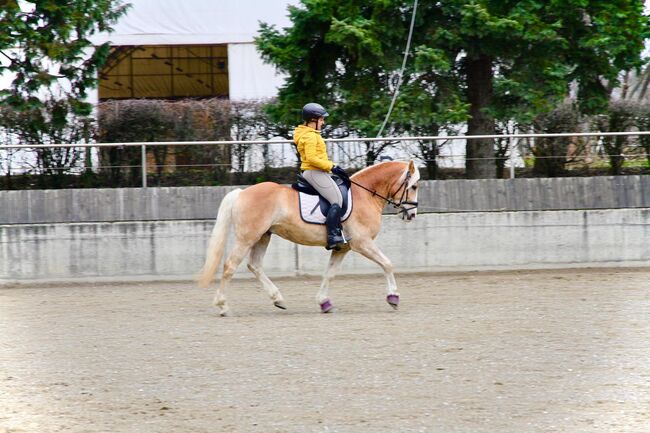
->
xmin=349 ymin=170 xmax=419 ymax=219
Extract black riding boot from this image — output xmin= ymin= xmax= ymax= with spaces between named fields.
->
xmin=325 ymin=203 xmax=347 ymax=250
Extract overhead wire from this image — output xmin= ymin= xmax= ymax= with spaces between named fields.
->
xmin=376 ymin=0 xmax=419 ymax=138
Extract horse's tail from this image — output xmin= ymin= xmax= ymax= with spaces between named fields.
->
xmin=197 ymin=188 xmax=242 ymax=288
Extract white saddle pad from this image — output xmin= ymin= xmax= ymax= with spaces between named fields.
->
xmin=298 ymin=189 xmax=353 ymax=225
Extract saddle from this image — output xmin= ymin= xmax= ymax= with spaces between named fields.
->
xmin=291 ymin=174 xmax=353 ymax=225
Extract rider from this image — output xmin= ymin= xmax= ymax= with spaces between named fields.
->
xmin=293 ymin=102 xmax=351 ymax=250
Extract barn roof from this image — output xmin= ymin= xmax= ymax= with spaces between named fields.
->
xmin=93 ymin=0 xmax=296 ymax=46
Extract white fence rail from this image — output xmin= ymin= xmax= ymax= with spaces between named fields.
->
xmin=2 ymin=131 xmax=650 ymax=187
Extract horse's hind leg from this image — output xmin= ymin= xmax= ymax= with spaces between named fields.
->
xmin=213 ymin=239 xmax=252 ymax=317
xmin=316 ymin=249 xmax=349 ymax=313
xmin=247 ymin=233 xmax=286 ymax=309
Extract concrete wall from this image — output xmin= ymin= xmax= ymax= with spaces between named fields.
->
xmin=2 ymin=177 xmax=649 ymax=282
xmin=419 ymin=175 xmax=650 ymax=212
xmin=2 ymin=208 xmax=649 ymax=283
xmin=2 ymin=175 xmax=649 ymax=224
xmin=0 ymin=186 xmax=239 ymax=224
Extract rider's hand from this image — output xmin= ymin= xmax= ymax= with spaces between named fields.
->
xmin=332 ymin=165 xmax=350 ymax=185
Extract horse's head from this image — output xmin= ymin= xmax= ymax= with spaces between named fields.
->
xmin=351 ymin=159 xmax=420 ymax=221
xmin=392 ymin=160 xmax=420 ymax=222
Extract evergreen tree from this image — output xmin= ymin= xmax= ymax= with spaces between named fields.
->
xmin=257 ymin=0 xmax=649 ymax=176
xmin=0 ymin=0 xmax=128 ymax=115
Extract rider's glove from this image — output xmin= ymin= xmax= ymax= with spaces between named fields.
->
xmin=332 ymin=165 xmax=351 ymax=186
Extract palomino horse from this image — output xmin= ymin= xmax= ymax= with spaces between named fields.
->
xmin=197 ymin=160 xmax=420 ymax=316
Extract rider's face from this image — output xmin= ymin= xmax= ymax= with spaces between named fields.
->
xmin=316 ymin=117 xmax=325 ymax=130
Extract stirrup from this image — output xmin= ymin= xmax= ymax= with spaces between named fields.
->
xmin=326 ymin=238 xmax=345 ymax=251
xmin=326 ymin=232 xmax=351 ymax=251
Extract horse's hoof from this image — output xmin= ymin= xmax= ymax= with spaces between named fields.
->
xmin=274 ymin=300 xmax=287 ymax=310
xmin=219 ymin=309 xmax=232 ymax=317
xmin=320 ymin=299 xmax=335 ymax=313
xmin=387 ymin=294 xmax=399 ymax=310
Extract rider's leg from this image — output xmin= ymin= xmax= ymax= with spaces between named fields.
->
xmin=324 ymin=203 xmax=346 ymax=250
xmin=302 ymin=170 xmax=348 ymax=250
xmin=302 ymin=170 xmax=343 ymax=206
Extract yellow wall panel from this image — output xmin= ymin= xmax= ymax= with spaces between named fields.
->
xmin=99 ymin=44 xmax=229 ymax=99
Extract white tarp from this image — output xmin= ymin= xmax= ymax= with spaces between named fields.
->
xmin=93 ymin=0 xmax=296 ymax=45
xmin=228 ymin=43 xmax=285 ymax=100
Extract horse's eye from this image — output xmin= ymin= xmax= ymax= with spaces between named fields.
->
xmin=411 ymin=185 xmax=417 ymax=190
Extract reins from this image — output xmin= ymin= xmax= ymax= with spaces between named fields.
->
xmin=349 ymin=170 xmax=419 ymax=217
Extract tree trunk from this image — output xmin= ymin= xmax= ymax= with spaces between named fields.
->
xmin=643 ymin=141 xmax=650 ymax=169
xmin=466 ymin=54 xmax=496 ymax=179
xmin=607 ymin=136 xmax=626 ymax=175
xmin=84 ymin=146 xmax=93 ymax=173
xmin=4 ymin=169 xmax=12 ymax=189
xmin=418 ymin=134 xmax=439 ymax=180
xmin=423 ymin=145 xmax=439 ymax=180
xmin=365 ymin=143 xmax=377 ymax=167
xmin=494 ymin=136 xmax=510 ymax=178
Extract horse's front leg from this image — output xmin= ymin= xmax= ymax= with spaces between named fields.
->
xmin=316 ymin=248 xmax=349 ymax=313
xmin=351 ymin=239 xmax=400 ymax=309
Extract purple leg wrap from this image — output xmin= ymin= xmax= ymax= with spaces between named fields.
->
xmin=387 ymin=294 xmax=400 ymax=307
xmin=320 ymin=299 xmax=334 ymax=313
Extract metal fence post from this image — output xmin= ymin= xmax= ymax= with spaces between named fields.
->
xmin=141 ymin=144 xmax=147 ymax=188
xmin=509 ymin=137 xmax=516 ymax=179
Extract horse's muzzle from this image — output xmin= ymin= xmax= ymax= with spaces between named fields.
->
xmin=398 ymin=201 xmax=418 ymax=221
xmin=400 ymin=211 xmax=416 ymax=221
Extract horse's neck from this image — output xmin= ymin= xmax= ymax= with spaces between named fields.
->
xmin=353 ymin=163 xmax=403 ymax=199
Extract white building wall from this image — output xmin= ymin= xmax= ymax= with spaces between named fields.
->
xmin=90 ymin=0 xmax=296 ymax=101
xmin=227 ymin=43 xmax=286 ymax=101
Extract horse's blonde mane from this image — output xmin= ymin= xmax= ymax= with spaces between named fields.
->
xmin=351 ymin=161 xmax=413 ymax=191
xmin=352 ymin=160 xmax=408 ymax=178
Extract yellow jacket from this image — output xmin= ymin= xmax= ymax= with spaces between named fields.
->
xmin=293 ymin=124 xmax=334 ymax=172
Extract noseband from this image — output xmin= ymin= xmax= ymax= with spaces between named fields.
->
xmin=349 ymin=170 xmax=419 ymax=218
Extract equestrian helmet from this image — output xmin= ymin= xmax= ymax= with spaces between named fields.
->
xmin=302 ymin=102 xmax=329 ymax=121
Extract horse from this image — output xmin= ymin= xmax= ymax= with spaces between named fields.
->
xmin=197 ymin=160 xmax=421 ymax=316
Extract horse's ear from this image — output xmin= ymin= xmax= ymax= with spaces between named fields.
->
xmin=408 ymin=159 xmax=416 ymax=174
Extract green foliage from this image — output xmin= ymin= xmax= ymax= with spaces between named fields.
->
xmin=256 ymin=0 xmax=649 ymax=173
xmin=593 ymin=100 xmax=639 ymax=175
xmin=0 ymin=0 xmax=129 ymax=113
xmin=0 ymin=0 xmax=128 ymax=187
xmin=96 ymin=98 xmax=285 ymax=187
xmin=635 ymin=102 xmax=650 ymax=168
xmin=0 ymin=98 xmax=95 ymax=188
xmin=97 ymin=99 xmax=234 ymax=186
xmin=530 ymin=102 xmax=581 ymax=177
